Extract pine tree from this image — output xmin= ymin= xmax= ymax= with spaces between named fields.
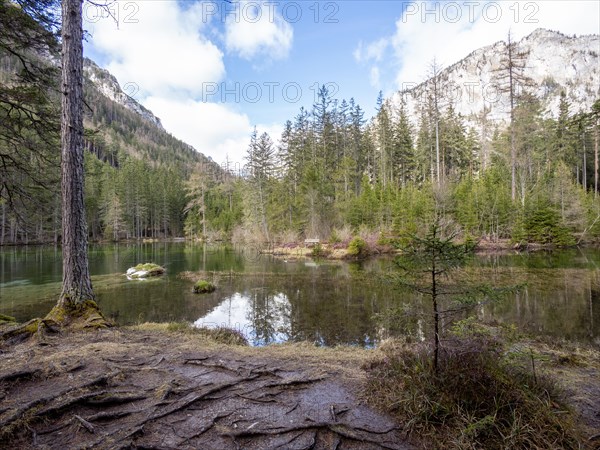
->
xmin=245 ymin=130 xmax=276 ymax=241
xmin=555 ymin=91 xmax=577 ymax=168
xmin=58 ymin=0 xmax=94 ymax=307
xmin=48 ymin=0 xmax=108 ymax=327
xmin=391 ymin=100 xmax=415 ymax=186
xmin=396 ymin=219 xmax=471 ymax=373
xmin=494 ymin=30 xmax=534 ymax=201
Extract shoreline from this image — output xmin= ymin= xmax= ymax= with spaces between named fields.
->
xmin=0 ymin=323 xmax=598 ymax=448
xmin=259 ymin=238 xmax=596 ymax=260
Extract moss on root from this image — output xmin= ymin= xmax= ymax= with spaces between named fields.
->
xmin=45 ymin=299 xmax=112 ymax=330
xmin=0 ymin=318 xmax=59 ymax=344
xmin=1 ymin=299 xmax=113 ymax=344
xmin=0 ymin=314 xmax=16 ymax=325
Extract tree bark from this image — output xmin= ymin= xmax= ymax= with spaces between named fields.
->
xmin=595 ymin=120 xmax=598 ymax=198
xmin=59 ymin=0 xmax=94 ymax=306
xmin=1 ymin=202 xmax=5 ymax=246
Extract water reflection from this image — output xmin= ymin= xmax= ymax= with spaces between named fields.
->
xmin=195 ymin=291 xmax=291 ymax=345
xmin=0 ymin=243 xmax=599 ymax=346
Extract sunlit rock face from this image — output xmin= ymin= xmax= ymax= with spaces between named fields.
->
xmin=392 ymin=28 xmax=600 ymax=130
xmin=84 ymin=58 xmax=164 ymax=130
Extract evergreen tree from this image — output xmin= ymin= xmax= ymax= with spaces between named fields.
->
xmin=391 ymin=100 xmax=415 ymax=186
xmin=494 ymin=30 xmax=534 ymax=201
xmin=57 ymin=0 xmax=95 ymax=309
xmin=555 ymin=91 xmax=577 ymax=168
xmin=245 ymin=130 xmax=276 ymax=241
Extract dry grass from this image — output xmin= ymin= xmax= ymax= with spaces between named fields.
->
xmin=129 ymin=322 xmax=374 ymax=379
xmin=363 ymin=336 xmax=587 ymax=449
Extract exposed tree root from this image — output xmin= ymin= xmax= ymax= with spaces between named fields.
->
xmin=73 ymin=414 xmax=95 ymax=433
xmin=225 ymin=422 xmax=403 ymax=449
xmin=176 ymin=411 xmax=234 ymax=446
xmin=0 ymin=369 xmax=42 ymax=384
xmin=0 ymin=318 xmax=59 ymax=344
xmin=0 ymin=329 xmax=411 ymax=449
xmin=45 ymin=299 xmax=112 ymax=329
xmin=1 ymin=301 xmax=112 ymax=346
xmin=0 ymin=370 xmax=120 ymax=434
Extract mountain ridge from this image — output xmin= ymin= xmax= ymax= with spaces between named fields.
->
xmin=84 ymin=58 xmax=164 ymax=130
xmin=392 ymin=28 xmax=600 ymax=129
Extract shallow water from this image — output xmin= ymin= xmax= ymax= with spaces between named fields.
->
xmin=0 ymin=243 xmax=598 ymax=346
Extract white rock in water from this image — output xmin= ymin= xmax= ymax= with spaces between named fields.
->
xmin=133 ymin=270 xmax=149 ymax=278
xmin=126 ymin=268 xmax=137 ymax=275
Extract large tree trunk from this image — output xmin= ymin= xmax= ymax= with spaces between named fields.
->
xmin=58 ymin=0 xmax=94 ymax=306
xmin=1 ymin=202 xmax=5 ymax=246
xmin=2 ymin=0 xmax=108 ymax=339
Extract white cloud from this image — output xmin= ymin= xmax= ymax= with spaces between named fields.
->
xmin=390 ymin=0 xmax=600 ymax=89
xmin=85 ymin=1 xmax=225 ymax=98
xmin=351 ymin=1 xmax=599 ymax=91
xmin=144 ymin=97 xmax=282 ymax=167
xmin=84 ymin=1 xmax=288 ymax=166
xmin=354 ymin=38 xmax=389 ymax=63
xmin=224 ymin=1 xmax=293 ymax=61
xmin=369 ymin=66 xmax=381 ymax=88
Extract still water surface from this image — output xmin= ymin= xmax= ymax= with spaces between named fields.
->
xmin=0 ymin=243 xmax=598 ymax=346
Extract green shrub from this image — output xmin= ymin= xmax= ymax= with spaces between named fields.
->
xmin=347 ymin=236 xmax=367 ymax=257
xmin=515 ymin=201 xmax=575 ymax=246
xmin=311 ymin=243 xmax=330 ymax=257
xmin=364 ymin=336 xmax=581 ymax=449
xmin=329 ymin=230 xmax=341 ymax=244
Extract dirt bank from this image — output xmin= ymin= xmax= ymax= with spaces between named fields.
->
xmin=1 ymin=325 xmax=598 ymax=449
xmin=0 ymin=326 xmax=411 ymax=449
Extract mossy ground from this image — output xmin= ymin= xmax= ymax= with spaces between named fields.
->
xmin=0 ymin=314 xmax=16 ymax=325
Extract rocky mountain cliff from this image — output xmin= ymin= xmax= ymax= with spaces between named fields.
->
xmin=392 ymin=28 xmax=599 ymax=129
xmin=84 ymin=58 xmax=164 ymax=130
xmin=79 ymin=58 xmax=222 ymax=173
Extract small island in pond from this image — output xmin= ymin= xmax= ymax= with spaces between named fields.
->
xmin=126 ymin=263 xmax=166 ymax=279
xmin=193 ymin=280 xmax=216 ymax=293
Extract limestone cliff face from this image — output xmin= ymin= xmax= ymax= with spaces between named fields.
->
xmin=83 ymin=58 xmax=164 ymax=130
xmin=391 ymin=28 xmax=600 ymax=128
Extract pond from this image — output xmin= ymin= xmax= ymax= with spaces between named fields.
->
xmin=0 ymin=243 xmax=599 ymax=347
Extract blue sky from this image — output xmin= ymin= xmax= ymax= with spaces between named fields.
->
xmin=83 ymin=1 xmax=599 ymax=166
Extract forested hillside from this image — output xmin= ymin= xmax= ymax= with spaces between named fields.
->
xmin=232 ymin=85 xmax=600 ymax=247
xmin=1 ymin=0 xmax=599 ymax=247
xmin=0 ymin=0 xmax=236 ymax=244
